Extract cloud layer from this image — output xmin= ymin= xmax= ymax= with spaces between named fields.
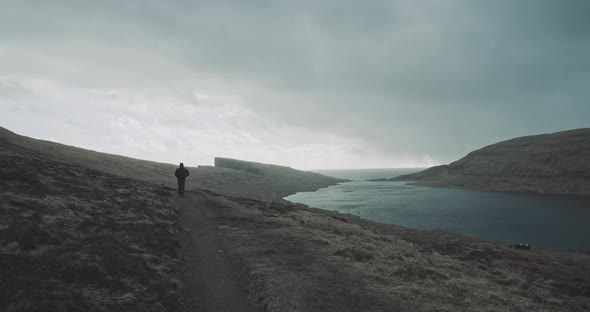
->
xmin=1 ymin=1 xmax=589 ymax=169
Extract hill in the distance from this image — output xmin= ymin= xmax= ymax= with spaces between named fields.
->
xmin=392 ymin=128 xmax=590 ymax=196
xmin=211 ymin=157 xmax=348 ymax=199
xmin=0 ymin=126 xmax=345 ymax=200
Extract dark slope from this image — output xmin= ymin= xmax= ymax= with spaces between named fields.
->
xmin=0 ymin=126 xmax=177 ymax=186
xmin=0 ymin=130 xmax=183 ymax=311
xmin=393 ymin=129 xmax=590 ymax=196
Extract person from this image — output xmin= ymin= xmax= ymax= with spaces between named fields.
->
xmin=174 ymin=163 xmax=190 ymax=196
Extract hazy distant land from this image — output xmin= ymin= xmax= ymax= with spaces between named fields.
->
xmin=392 ymin=128 xmax=590 ymax=196
xmin=2 ymin=126 xmax=589 ymax=311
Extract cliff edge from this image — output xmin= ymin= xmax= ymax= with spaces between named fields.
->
xmin=211 ymin=157 xmax=348 ymax=199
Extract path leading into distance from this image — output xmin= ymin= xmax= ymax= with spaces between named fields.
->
xmin=176 ymin=194 xmax=258 ymax=312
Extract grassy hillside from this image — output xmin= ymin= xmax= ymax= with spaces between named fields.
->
xmin=204 ymin=192 xmax=590 ymax=312
xmin=0 ymin=126 xmax=345 ymax=311
xmin=393 ymin=129 xmax=590 ymax=196
xmin=0 ymin=134 xmax=182 ymax=311
xmin=0 ymin=126 xmax=178 ymax=187
xmin=210 ymin=157 xmax=348 ymax=199
xmin=0 ymin=127 xmax=345 ymax=199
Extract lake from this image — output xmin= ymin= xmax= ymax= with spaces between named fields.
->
xmin=285 ymin=169 xmax=590 ymax=252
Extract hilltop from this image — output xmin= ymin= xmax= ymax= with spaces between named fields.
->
xmin=392 ymin=129 xmax=590 ymax=196
xmin=0 ymin=126 xmax=177 ymax=186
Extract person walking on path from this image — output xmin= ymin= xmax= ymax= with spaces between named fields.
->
xmin=175 ymin=163 xmax=190 ymax=196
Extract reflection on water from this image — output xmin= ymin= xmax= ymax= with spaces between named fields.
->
xmin=285 ymin=181 xmax=590 ymax=252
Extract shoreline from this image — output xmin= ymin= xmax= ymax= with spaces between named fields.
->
xmin=281 ymin=179 xmax=590 ymax=253
xmin=204 ymin=188 xmax=590 ymax=311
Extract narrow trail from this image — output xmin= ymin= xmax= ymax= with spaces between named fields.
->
xmin=176 ymin=193 xmax=258 ymax=312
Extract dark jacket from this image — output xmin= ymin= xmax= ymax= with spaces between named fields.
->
xmin=175 ymin=167 xmax=190 ymax=180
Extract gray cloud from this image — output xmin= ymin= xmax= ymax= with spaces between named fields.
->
xmin=1 ymin=1 xmax=589 ymax=168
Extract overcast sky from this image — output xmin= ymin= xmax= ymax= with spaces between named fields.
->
xmin=1 ymin=1 xmax=589 ymax=169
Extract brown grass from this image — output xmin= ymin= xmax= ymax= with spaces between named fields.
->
xmin=201 ymin=192 xmax=590 ymax=312
xmin=0 ymin=138 xmax=183 ymax=311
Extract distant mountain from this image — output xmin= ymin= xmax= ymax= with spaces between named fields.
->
xmin=392 ymin=129 xmax=590 ymax=196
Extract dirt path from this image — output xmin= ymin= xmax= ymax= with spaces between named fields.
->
xmin=176 ymin=193 xmax=258 ymax=312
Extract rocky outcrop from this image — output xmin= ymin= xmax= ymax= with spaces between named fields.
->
xmin=393 ymin=129 xmax=590 ymax=196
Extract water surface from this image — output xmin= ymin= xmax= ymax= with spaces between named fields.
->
xmin=286 ymin=171 xmax=590 ymax=252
